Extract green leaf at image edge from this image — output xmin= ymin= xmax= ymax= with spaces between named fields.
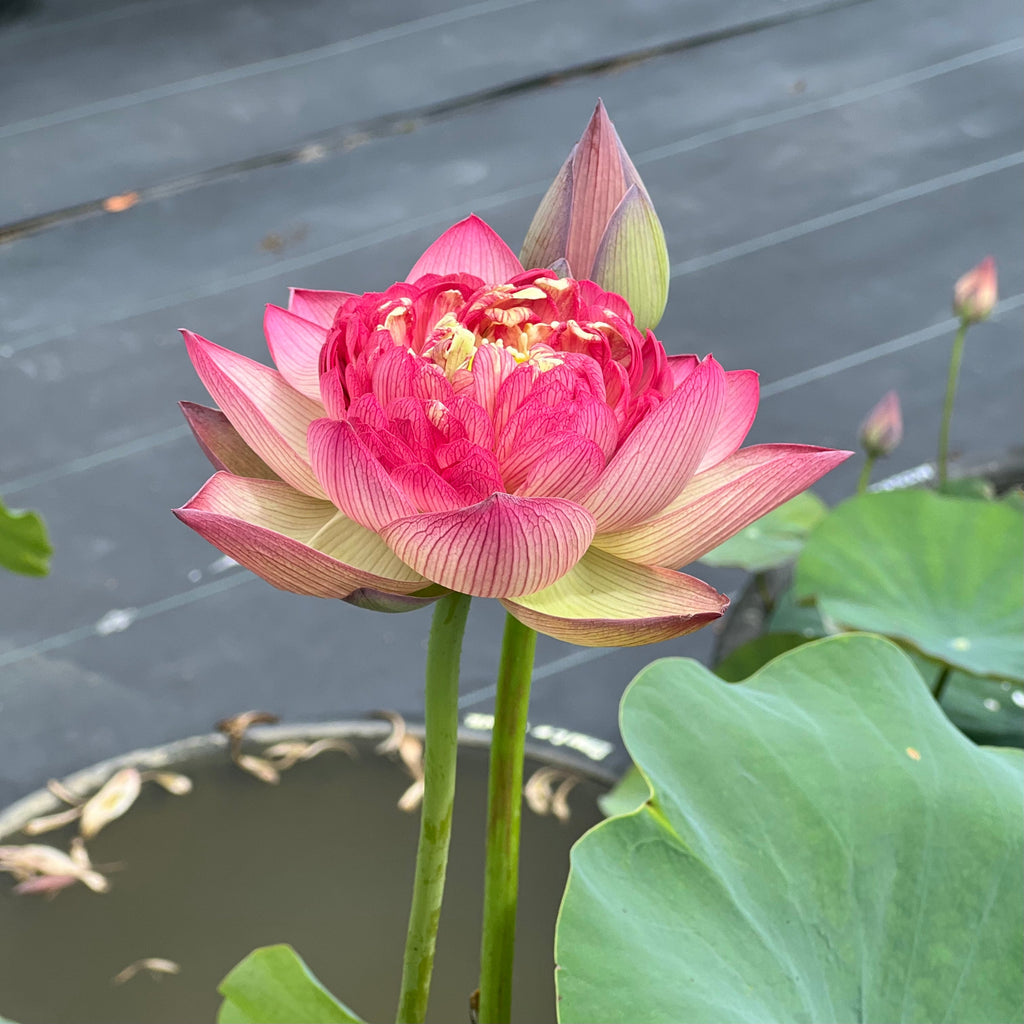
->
xmin=699 ymin=491 xmax=828 ymax=572
xmin=556 ymin=635 xmax=1024 ymax=1024
xmin=217 ymin=945 xmax=363 ymax=1024
xmin=794 ymin=489 xmax=1024 ymax=681
xmin=0 ymin=497 xmax=52 ymax=577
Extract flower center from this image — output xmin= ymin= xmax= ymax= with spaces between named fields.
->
xmin=422 ymin=312 xmax=564 ymax=379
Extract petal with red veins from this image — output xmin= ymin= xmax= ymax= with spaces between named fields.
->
xmin=517 ymin=435 xmax=605 ymax=501
xmin=501 ymin=547 xmax=727 ymax=647
xmin=595 ymin=444 xmax=852 ymax=569
xmin=580 ymin=355 xmax=727 ymax=532
xmin=406 ymin=215 xmax=524 ymax=284
xmin=307 ymin=418 xmax=417 ymax=531
xmin=182 ymin=330 xmax=326 ymax=498
xmin=179 ymin=402 xmax=280 ymax=480
xmin=390 ymin=463 xmax=467 ymax=513
xmin=380 ymin=493 xmax=595 ymax=598
xmin=565 ymin=100 xmax=629 ymax=278
xmin=287 ymin=288 xmax=353 ymax=328
xmin=665 ymin=354 xmax=699 ymax=387
xmin=696 ymin=368 xmax=760 ymax=472
xmin=264 ymin=304 xmax=327 ymax=401
xmin=174 ymin=473 xmax=426 ymax=598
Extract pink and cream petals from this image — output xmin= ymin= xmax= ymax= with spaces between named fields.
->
xmin=176 ymin=215 xmax=852 ymax=644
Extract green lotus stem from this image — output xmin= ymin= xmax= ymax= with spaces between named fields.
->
xmin=396 ymin=591 xmax=472 ymax=1024
xmin=478 ymin=613 xmax=538 ymax=1024
xmin=937 ymin=321 xmax=968 ymax=488
xmin=856 ymin=454 xmax=876 ymax=495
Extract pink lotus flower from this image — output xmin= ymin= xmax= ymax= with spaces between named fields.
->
xmin=175 ymin=217 xmax=850 ymax=646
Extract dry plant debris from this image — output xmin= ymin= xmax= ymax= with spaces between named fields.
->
xmin=217 ymin=711 xmax=356 ymax=784
xmin=375 ymin=711 xmax=425 ymax=812
xmin=112 ymin=958 xmax=181 ymax=985
xmin=524 ymin=766 xmax=581 ymax=822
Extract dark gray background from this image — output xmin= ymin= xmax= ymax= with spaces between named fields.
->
xmin=1 ymin=0 xmax=1021 ymax=805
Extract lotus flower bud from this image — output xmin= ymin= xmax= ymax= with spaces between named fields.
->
xmin=859 ymin=390 xmax=903 ymax=458
xmin=953 ymin=256 xmax=997 ymax=323
xmin=520 ymin=100 xmax=669 ymax=332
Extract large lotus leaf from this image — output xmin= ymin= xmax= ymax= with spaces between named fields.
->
xmin=699 ymin=491 xmax=828 ymax=572
xmin=793 ymin=490 xmax=1023 ymax=681
xmin=556 ymin=635 xmax=1024 ymax=1024
xmin=0 ymin=497 xmax=51 ymax=577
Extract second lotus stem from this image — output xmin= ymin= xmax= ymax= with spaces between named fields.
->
xmin=478 ymin=613 xmax=537 ymax=1024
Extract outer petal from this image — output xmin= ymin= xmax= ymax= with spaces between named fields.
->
xmin=666 ymin=354 xmax=699 ymax=387
xmin=565 ymin=100 xmax=629 ymax=278
xmin=595 ymin=444 xmax=853 ymax=569
xmin=519 ymin=152 xmax=573 ymax=271
xmin=695 ymin=368 xmax=760 ymax=473
xmin=182 ymin=330 xmax=326 ymax=499
xmin=179 ymin=401 xmax=280 ymax=480
xmin=264 ymin=305 xmax=328 ymax=402
xmin=406 ymin=215 xmax=524 ymax=284
xmin=307 ymin=418 xmax=417 ymax=532
xmin=589 ymin=184 xmax=669 ymax=333
xmin=174 ymin=473 xmax=427 ymax=598
xmin=287 ymin=288 xmax=353 ymax=328
xmin=501 ymin=548 xmax=727 ymax=647
xmin=579 ymin=356 xmax=727 ymax=532
xmin=343 ymin=587 xmax=444 ymax=613
xmin=379 ymin=492 xmax=596 ymax=599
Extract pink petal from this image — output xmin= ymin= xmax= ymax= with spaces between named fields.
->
xmin=174 ymin=473 xmax=427 ymax=598
xmin=182 ymin=330 xmax=326 ymax=499
xmin=565 ymin=100 xmax=629 ymax=279
xmin=179 ymin=402 xmax=280 ymax=480
xmin=595 ymin=444 xmax=853 ymax=569
xmin=380 ymin=493 xmax=595 ymax=598
xmin=501 ymin=548 xmax=727 ymax=647
xmin=666 ymin=354 xmax=699 ymax=387
xmin=696 ymin=368 xmax=760 ymax=472
xmin=307 ymin=418 xmax=417 ymax=531
xmin=517 ymin=435 xmax=606 ymax=501
xmin=264 ymin=304 xmax=328 ymax=401
xmin=287 ymin=288 xmax=353 ymax=328
xmin=580 ymin=356 xmax=727 ymax=532
xmin=390 ymin=463 xmax=467 ymax=513
xmin=406 ymin=215 xmax=524 ymax=284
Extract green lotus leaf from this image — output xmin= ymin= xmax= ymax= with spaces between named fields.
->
xmin=0 ymin=497 xmax=51 ymax=577
xmin=556 ymin=635 xmax=1024 ymax=1024
xmin=699 ymin=491 xmax=828 ymax=573
xmin=794 ymin=490 xmax=1023 ymax=681
xmin=218 ymin=945 xmax=362 ymax=1024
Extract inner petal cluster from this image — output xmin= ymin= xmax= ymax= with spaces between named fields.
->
xmin=314 ymin=270 xmax=675 ymax=515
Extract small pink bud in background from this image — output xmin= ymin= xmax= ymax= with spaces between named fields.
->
xmin=859 ymin=390 xmax=903 ymax=458
xmin=953 ymin=256 xmax=998 ymax=323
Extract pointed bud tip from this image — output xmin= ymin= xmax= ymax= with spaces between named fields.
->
xmin=953 ymin=256 xmax=998 ymax=323
xmin=859 ymin=390 xmax=903 ymax=457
